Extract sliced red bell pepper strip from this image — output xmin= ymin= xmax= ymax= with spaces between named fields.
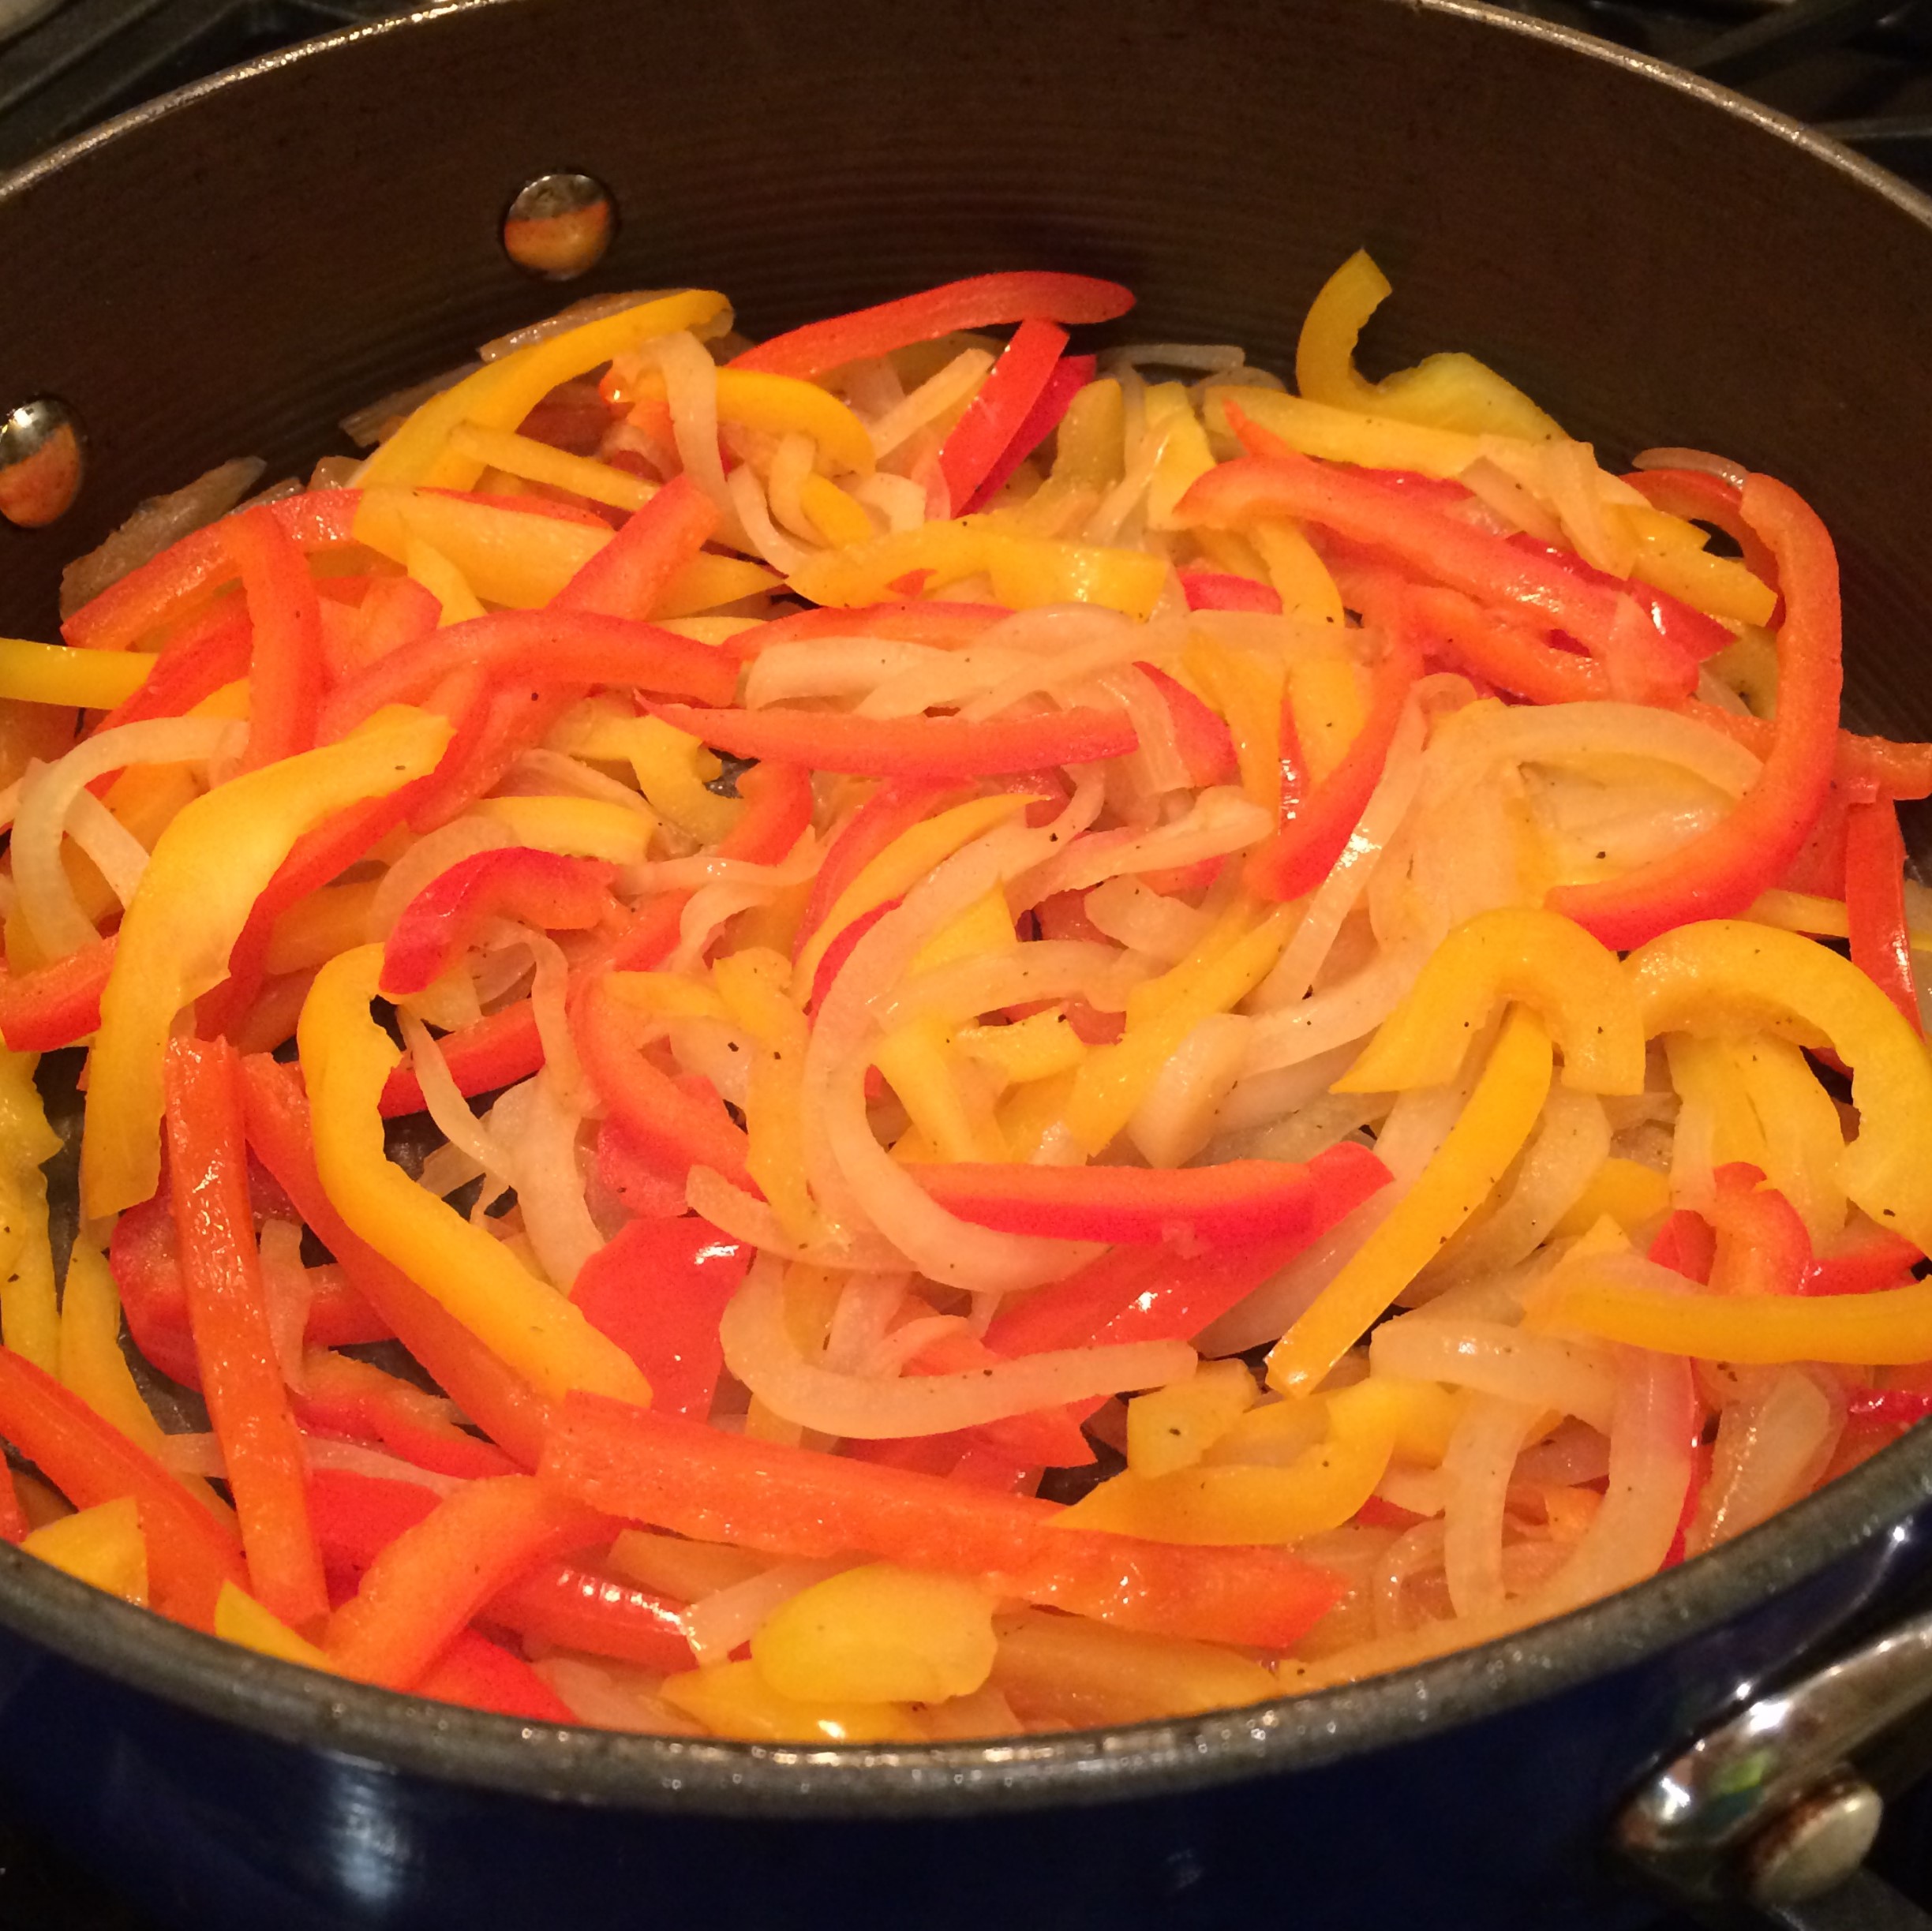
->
xmin=806 ymin=897 xmax=897 ymax=1015
xmin=293 ymin=1350 xmax=520 ymax=1482
xmin=914 ymin=1143 xmax=1390 ymax=1247
xmin=568 ymin=1214 xmax=751 ymax=1420
xmin=1245 ymin=631 xmax=1419 ymax=901
xmin=319 ymin=609 xmax=736 ymax=741
xmin=0 ymin=1345 xmax=246 ymax=1629
xmin=1649 ymin=1209 xmax=1717 ymax=1285
xmin=414 ymin=1627 xmax=575 ymax=1723
xmin=938 ymin=318 xmax=1069 ymax=515
xmin=90 ymin=604 xmax=255 ymax=738
xmin=165 ymin=1036 xmax=328 ymax=1630
xmin=62 ymin=490 xmax=362 ymax=653
xmin=1136 ymin=661 xmax=1237 ymax=788
xmin=1394 ymin=578 xmax=1602 ymax=706
xmin=1705 ymin=1162 xmax=1812 ymax=1298
xmin=1623 ymin=468 xmax=1783 ymax=602
xmin=1177 ymin=569 xmax=1282 ymax=616
xmin=1803 ymin=1223 xmax=1923 ymax=1297
xmin=1196 ymin=422 xmax=1698 ymax=702
xmin=1847 ymin=1389 xmax=1932 ymax=1425
xmin=238 ymin=1054 xmax=554 ymax=1469
xmin=961 ymin=353 xmax=1097 ymax=515
xmin=1661 ymin=1437 xmax=1712 ymax=1570
xmin=379 ymin=848 xmax=616 ymax=997
xmin=0 ymin=938 xmax=115 ymax=1052
xmin=649 ymin=702 xmax=1136 ymax=779
xmin=729 ymin=601 xmax=1009 ymax=660
xmin=542 ymin=1397 xmax=1344 ymax=1650
xmin=308 ymin=1465 xmax=440 ymax=1581
xmin=222 ymin=504 xmax=324 ymax=773
xmin=1547 ymin=473 xmax=1842 ymax=949
xmin=0 ymin=1466 xmax=25 ymax=1545
xmin=1679 ymin=700 xmax=1932 ymax=803
xmin=714 ymin=757 xmax=817 ymax=866
xmin=594 ymin=1120 xmax=691 ymax=1218
xmin=378 ymin=997 xmax=548 ymax=1117
xmin=551 ymin=472 xmax=717 ymax=619
xmin=1506 ymin=530 xmax=1733 ymax=668
xmin=574 ymin=977 xmax=754 ymax=1192
xmin=728 ymin=271 xmax=1135 ymax=380
xmin=1844 ymin=797 xmax=1922 ymax=1034
xmin=325 ymin=1473 xmax=612 ymax=1689
xmin=796 ymin=777 xmax=954 ymax=955
xmin=345 ymin=573 xmax=442 ymax=673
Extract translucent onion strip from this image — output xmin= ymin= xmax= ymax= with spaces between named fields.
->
xmin=720 ymin=1254 xmax=1194 ymax=1437
xmin=1369 ymin=1315 xmax=1620 ymax=1434
xmin=503 ymin=1068 xmax=602 ymax=1291
xmin=398 ymin=1011 xmax=514 ymax=1182
xmin=1687 ymin=1368 xmax=1841 ymax=1559
xmin=1440 ymin=1394 xmax=1539 ymax=1618
xmin=867 ymin=350 xmax=994 ymax=462
xmin=13 ymin=717 xmax=244 ymax=959
xmin=65 ymin=787 xmax=152 ymax=911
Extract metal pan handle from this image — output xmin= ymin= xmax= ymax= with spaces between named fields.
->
xmin=1617 ymin=1604 xmax=1932 ymax=1925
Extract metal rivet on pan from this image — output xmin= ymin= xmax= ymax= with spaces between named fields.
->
xmin=0 ymin=396 xmax=84 ymax=528
xmin=503 ymin=171 xmax=614 ymax=280
xmin=1742 ymin=1772 xmax=1885 ymax=1908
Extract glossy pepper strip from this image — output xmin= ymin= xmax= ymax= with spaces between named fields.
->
xmin=417 ymin=1630 xmax=576 ymax=1723
xmin=1704 ymin=1162 xmax=1813 ymax=1297
xmin=914 ymin=1143 xmax=1390 ymax=1246
xmin=0 ymin=1346 xmax=245 ymax=1627
xmin=1336 ymin=906 xmax=1646 ymax=1095
xmin=1805 ymin=1224 xmax=1923 ymax=1296
xmin=0 ymin=938 xmax=114 ymax=1051
xmin=222 ymin=504 xmax=324 ymax=773
xmin=89 ymin=605 xmax=254 ymax=739
xmin=80 ymin=706 xmax=454 ymax=1220
xmin=379 ymin=848 xmax=615 ymax=997
xmin=794 ymin=776 xmax=955 ymax=956
xmin=164 ymin=1037 xmax=328 ymax=1629
xmin=568 ymin=1215 xmax=751 ymax=1420
xmin=1269 ymin=1005 xmax=1556 ymax=1398
xmin=542 ymin=1397 xmax=1345 ymax=1650
xmin=938 ymin=318 xmax=1069 ymax=515
xmin=1547 ymin=475 xmax=1843 ymax=949
xmin=318 ymin=609 xmax=736 ymax=741
xmin=1629 ymin=920 xmax=1932 ymax=1252
xmin=1679 ymin=700 xmax=1932 ymax=803
xmin=1181 ymin=443 xmax=1698 ymax=703
xmin=646 ymin=701 xmax=1136 ymax=780
xmin=293 ymin=1351 xmax=519 ymax=1482
xmin=573 ymin=975 xmax=754 ymax=1192
xmin=961 ymin=353 xmax=1097 ymax=515
xmin=1245 ymin=631 xmax=1419 ymax=901
xmin=326 ymin=1473 xmax=613 ymax=1689
xmin=551 ymin=471 xmax=718 ymax=619
xmin=240 ymin=1057 xmax=552 ymax=1466
xmin=728 ymin=271 xmax=1135 ymax=380
xmin=298 ymin=946 xmax=653 ymax=1407
xmin=1844 ymin=799 xmax=1922 ymax=1034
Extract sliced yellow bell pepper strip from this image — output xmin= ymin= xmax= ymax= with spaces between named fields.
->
xmin=875 ymin=1014 xmax=1006 ymax=1163
xmin=1067 ymin=898 xmax=1296 ymax=1154
xmin=908 ymin=886 xmax=1019 ymax=978
xmin=80 ymin=706 xmax=455 ymax=1222
xmin=299 ymin=945 xmax=650 ymax=1405
xmin=21 ymin=1494 xmax=148 ymax=1604
xmin=655 ymin=554 xmax=782 ymax=618
xmin=403 ymin=533 xmax=487 ymax=625
xmin=215 ymin=1581 xmax=338 ymax=1669
xmin=359 ymin=488 xmax=603 ymax=609
xmin=1182 ymin=636 xmax=1286 ymax=810
xmin=1724 ymin=1031 xmax=1848 ymax=1248
xmin=472 ymin=794 xmax=657 ymax=866
xmin=1144 ymin=383 xmax=1217 ymax=530
xmin=1017 ymin=378 xmax=1125 ymax=536
xmin=1271 ymin=1005 xmax=1555 ymax=1397
xmin=445 ymin=423 xmax=657 ymax=512
xmin=796 ymin=794 xmax=1030 ymax=993
xmin=0 ymin=1048 xmax=60 ymax=1374
xmin=1749 ymin=887 xmax=1932 ymax=955
xmin=1629 ymin=920 xmax=1932 ymax=1251
xmin=568 ymin=714 xmax=740 ymax=848
xmin=1204 ymin=386 xmax=1487 ymax=482
xmin=361 ymin=289 xmax=728 ymax=490
xmin=0 ymin=639 xmax=153 ymax=709
xmin=1126 ymin=1359 xmax=1258 ymax=1480
xmin=1284 ymin=646 xmax=1366 ymax=779
xmin=1335 ymin=907 xmax=1645 ymax=1096
xmin=956 ymin=1008 xmax=1088 ymax=1088
xmin=625 ymin=365 xmax=875 ymax=477
xmin=1624 ymin=511 xmax=1777 ymax=628
xmin=797 ymin=473 xmax=874 ymax=548
xmin=658 ymin=1657 xmax=923 ymax=1743
xmin=262 ymin=879 xmax=384 ymax=979
xmin=713 ymin=947 xmax=818 ymax=1245
xmin=1665 ymin=1031 xmax=1768 ymax=1173
xmin=1551 ymin=1157 xmax=1672 ymax=1240
xmin=601 ymin=971 xmax=729 ymax=1024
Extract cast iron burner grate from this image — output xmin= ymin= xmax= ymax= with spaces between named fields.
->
xmin=2 ymin=2 xmax=1932 ymax=1928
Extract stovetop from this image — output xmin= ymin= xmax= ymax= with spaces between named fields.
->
xmin=2 ymin=1 xmax=1932 ymax=1927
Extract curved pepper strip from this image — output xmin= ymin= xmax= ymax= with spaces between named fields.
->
xmin=961 ymin=354 xmax=1096 ymax=516
xmin=222 ymin=504 xmax=324 ymax=773
xmin=938 ymin=317 xmax=1069 ymax=515
xmin=913 ymin=1143 xmax=1390 ymax=1247
xmin=80 ymin=707 xmax=455 ymax=1221
xmin=1705 ymin=1162 xmax=1813 ymax=1297
xmin=298 ymin=946 xmax=651 ymax=1407
xmin=319 ymin=608 xmax=736 ymax=740
xmin=293 ymin=1349 xmax=519 ymax=1481
xmin=0 ymin=1345 xmax=245 ymax=1628
xmin=1547 ymin=475 xmax=1842 ymax=949
xmin=1182 ymin=437 xmax=1697 ymax=704
xmin=648 ymin=701 xmax=1136 ymax=780
xmin=1245 ymin=631 xmax=1419 ymax=901
xmin=1682 ymin=704 xmax=1932 ymax=805
xmin=1136 ymin=662 xmax=1237 ymax=788
xmin=0 ymin=937 xmax=114 ymax=1051
xmin=361 ymin=289 xmax=727 ymax=492
xmin=1395 ymin=578 xmax=1604 ymax=706
xmin=728 ymin=271 xmax=1134 ymax=380
xmin=541 ymin=1395 xmax=1344 ymax=1651
xmin=1804 ymin=1223 xmax=1923 ymax=1297
xmin=550 ymin=471 xmax=717 ymax=620
xmin=1178 ymin=568 xmax=1283 ymax=616
xmin=1336 ymin=906 xmax=1646 ymax=1096
xmin=379 ymin=848 xmax=615 ymax=997
xmin=1624 ymin=468 xmax=1782 ymax=604
xmin=1269 ymin=1005 xmax=1556 ymax=1398
xmin=1844 ymin=799 xmax=1923 ymax=1034
xmin=1628 ymin=920 xmax=1932 ymax=1252
xmin=795 ymin=776 xmax=955 ymax=956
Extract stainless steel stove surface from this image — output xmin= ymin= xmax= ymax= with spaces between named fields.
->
xmin=2 ymin=2 xmax=1932 ymax=1927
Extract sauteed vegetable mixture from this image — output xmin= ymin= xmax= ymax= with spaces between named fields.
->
xmin=0 ymin=256 xmax=1927 ymax=1739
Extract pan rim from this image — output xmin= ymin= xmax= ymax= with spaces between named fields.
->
xmin=0 ymin=0 xmax=1929 ymax=1820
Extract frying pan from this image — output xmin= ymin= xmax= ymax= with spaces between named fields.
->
xmin=3 ymin=1 xmax=1932 ymax=1925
